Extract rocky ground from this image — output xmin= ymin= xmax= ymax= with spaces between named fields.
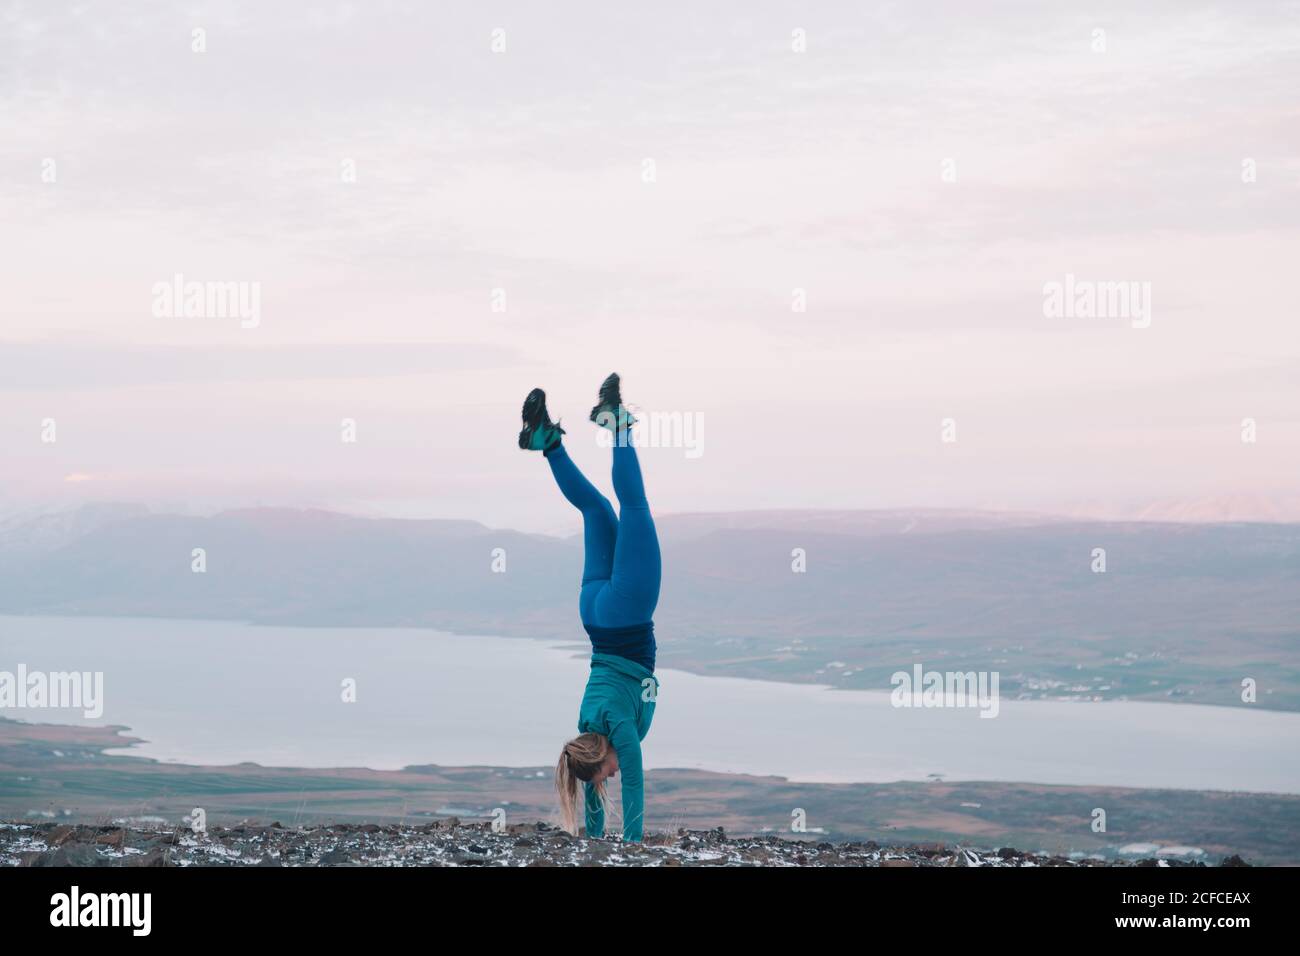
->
xmin=1 ymin=820 xmax=1249 ymax=867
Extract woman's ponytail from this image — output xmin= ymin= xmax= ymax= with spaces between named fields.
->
xmin=554 ymin=733 xmax=611 ymax=836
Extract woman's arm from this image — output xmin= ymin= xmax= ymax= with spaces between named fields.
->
xmin=609 ymin=721 xmax=645 ymax=842
xmin=583 ymin=780 xmax=605 ymax=838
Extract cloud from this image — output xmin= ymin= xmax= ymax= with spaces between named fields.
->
xmin=0 ymin=342 xmax=523 ymax=390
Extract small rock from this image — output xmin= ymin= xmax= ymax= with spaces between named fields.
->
xmin=25 ymin=842 xmax=105 ymax=867
xmin=125 ymin=847 xmax=169 ymax=868
xmin=47 ymin=825 xmax=77 ymax=846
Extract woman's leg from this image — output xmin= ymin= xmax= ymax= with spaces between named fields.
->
xmin=593 ymin=441 xmax=661 ymax=626
xmin=544 ymin=444 xmax=618 ymax=623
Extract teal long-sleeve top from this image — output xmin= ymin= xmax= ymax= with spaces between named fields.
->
xmin=578 ymin=652 xmax=659 ymax=843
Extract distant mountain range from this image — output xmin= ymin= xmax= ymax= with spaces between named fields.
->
xmin=1 ymin=504 xmax=1297 ymax=708
xmin=1059 ymin=494 xmax=1300 ymax=525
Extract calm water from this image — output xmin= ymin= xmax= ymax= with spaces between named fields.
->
xmin=2 ymin=615 xmax=1297 ymax=793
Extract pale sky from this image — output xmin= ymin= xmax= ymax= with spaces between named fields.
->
xmin=2 ymin=1 xmax=1298 ymax=531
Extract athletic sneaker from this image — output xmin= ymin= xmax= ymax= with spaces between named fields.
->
xmin=589 ymin=372 xmax=637 ymax=431
xmin=518 ymin=388 xmax=566 ymax=451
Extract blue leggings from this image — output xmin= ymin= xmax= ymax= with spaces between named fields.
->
xmin=545 ymin=443 xmax=661 ymax=627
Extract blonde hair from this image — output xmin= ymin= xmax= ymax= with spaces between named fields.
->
xmin=555 ymin=732 xmax=611 ymax=836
